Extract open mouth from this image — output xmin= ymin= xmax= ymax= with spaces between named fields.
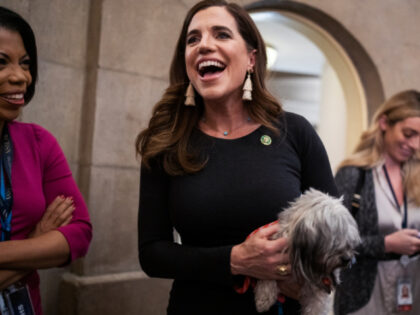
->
xmin=197 ymin=60 xmax=226 ymax=78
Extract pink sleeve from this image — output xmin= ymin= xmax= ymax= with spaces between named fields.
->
xmin=33 ymin=125 xmax=92 ymax=261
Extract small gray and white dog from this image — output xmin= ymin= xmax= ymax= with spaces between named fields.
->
xmin=254 ymin=189 xmax=361 ymax=314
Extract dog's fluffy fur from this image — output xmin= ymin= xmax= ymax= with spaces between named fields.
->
xmin=254 ymin=189 xmax=361 ymax=314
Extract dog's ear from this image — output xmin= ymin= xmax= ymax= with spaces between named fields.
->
xmin=290 ymin=218 xmax=322 ymax=283
xmin=291 ymin=215 xmax=339 ymax=284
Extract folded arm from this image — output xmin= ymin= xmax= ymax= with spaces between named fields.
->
xmin=0 ymin=230 xmax=70 ymax=270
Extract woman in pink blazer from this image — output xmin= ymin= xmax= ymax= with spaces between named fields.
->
xmin=0 ymin=7 xmax=92 ymax=314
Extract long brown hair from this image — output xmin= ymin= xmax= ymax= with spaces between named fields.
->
xmin=339 ymin=90 xmax=420 ymax=205
xmin=136 ymin=0 xmax=282 ymax=175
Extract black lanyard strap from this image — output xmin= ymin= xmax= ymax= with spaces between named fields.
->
xmin=0 ymin=124 xmax=13 ymax=241
xmin=351 ymin=168 xmax=366 ymax=217
xmin=382 ymin=165 xmax=407 ymax=229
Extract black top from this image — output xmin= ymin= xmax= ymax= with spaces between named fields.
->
xmin=138 ymin=112 xmax=337 ymax=315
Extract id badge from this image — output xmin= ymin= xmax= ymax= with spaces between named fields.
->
xmin=396 ymin=277 xmax=413 ymax=312
xmin=2 ymin=284 xmax=34 ymax=315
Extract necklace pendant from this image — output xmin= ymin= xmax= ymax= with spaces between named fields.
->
xmin=223 ymin=131 xmax=228 ymax=136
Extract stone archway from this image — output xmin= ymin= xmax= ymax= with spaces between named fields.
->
xmin=246 ymin=0 xmax=384 ymax=155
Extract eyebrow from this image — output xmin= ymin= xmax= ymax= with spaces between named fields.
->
xmin=0 ymin=52 xmax=10 ymax=59
xmin=186 ymin=29 xmax=200 ymax=38
xmin=212 ymin=25 xmax=233 ymax=35
xmin=402 ymin=127 xmax=419 ymax=135
xmin=187 ymin=25 xmax=234 ymax=38
xmin=0 ymin=52 xmax=29 ymax=60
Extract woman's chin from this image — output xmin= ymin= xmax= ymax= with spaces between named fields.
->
xmin=199 ymin=89 xmax=242 ymax=104
xmin=392 ymin=153 xmax=412 ymax=164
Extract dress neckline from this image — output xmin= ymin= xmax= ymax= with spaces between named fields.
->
xmin=196 ymin=124 xmax=263 ymax=142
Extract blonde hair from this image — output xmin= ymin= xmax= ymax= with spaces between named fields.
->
xmin=339 ymin=90 xmax=420 ymax=205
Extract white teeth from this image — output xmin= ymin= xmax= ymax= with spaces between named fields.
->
xmin=198 ymin=60 xmax=225 ymax=70
xmin=5 ymin=93 xmax=24 ymax=99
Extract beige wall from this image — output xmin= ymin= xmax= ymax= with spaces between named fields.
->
xmin=1 ymin=0 xmax=419 ymax=314
xmin=294 ymin=0 xmax=420 ymax=100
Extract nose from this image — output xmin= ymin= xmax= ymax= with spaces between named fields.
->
xmin=408 ymin=135 xmax=420 ymax=151
xmin=8 ymin=65 xmax=29 ymax=86
xmin=198 ymin=34 xmax=215 ymax=54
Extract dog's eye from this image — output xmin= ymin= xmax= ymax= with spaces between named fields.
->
xmin=340 ymin=258 xmax=352 ymax=268
xmin=341 ymin=258 xmax=350 ymax=264
xmin=341 ymin=256 xmax=356 ymax=269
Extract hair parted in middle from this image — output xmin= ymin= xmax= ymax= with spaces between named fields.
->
xmin=136 ymin=0 xmax=283 ymax=175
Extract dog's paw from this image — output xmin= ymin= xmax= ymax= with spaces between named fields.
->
xmin=254 ymin=280 xmax=278 ymax=313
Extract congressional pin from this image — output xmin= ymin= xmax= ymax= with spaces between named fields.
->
xmin=260 ymin=135 xmax=272 ymax=146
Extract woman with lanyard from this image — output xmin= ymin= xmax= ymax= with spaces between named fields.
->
xmin=0 ymin=7 xmax=92 ymax=314
xmin=334 ymin=90 xmax=420 ymax=315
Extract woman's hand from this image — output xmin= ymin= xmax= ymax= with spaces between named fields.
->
xmin=385 ymin=229 xmax=420 ymax=255
xmin=0 ymin=196 xmax=74 ymax=285
xmin=29 ymin=196 xmax=75 ymax=238
xmin=0 ymin=270 xmax=30 ymax=291
xmin=230 ymin=223 xmax=290 ymax=280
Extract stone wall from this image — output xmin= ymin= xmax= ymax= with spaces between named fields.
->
xmin=294 ymin=0 xmax=420 ymax=99
xmin=1 ymin=0 xmax=419 ymax=314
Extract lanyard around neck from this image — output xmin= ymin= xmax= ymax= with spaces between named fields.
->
xmin=382 ymin=164 xmax=407 ymax=229
xmin=0 ymin=125 xmax=13 ymax=241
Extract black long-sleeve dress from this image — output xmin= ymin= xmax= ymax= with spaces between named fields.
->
xmin=138 ymin=112 xmax=337 ymax=315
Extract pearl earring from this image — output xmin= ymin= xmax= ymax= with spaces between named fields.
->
xmin=242 ymin=70 xmax=252 ymax=101
xmin=185 ymin=83 xmax=195 ymax=106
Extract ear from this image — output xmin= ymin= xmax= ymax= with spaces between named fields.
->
xmin=248 ymin=49 xmax=257 ymax=71
xmin=290 ymin=219 xmax=318 ymax=282
xmin=378 ymin=114 xmax=388 ymax=132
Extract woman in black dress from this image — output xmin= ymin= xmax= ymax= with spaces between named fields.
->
xmin=136 ymin=1 xmax=337 ymax=314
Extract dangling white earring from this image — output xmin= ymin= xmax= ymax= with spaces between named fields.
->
xmin=185 ymin=83 xmax=195 ymax=106
xmin=242 ymin=70 xmax=252 ymax=101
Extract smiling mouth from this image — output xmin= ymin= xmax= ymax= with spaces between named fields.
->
xmin=0 ymin=93 xmax=25 ymax=105
xmin=197 ymin=60 xmax=226 ymax=77
xmin=400 ymin=148 xmax=413 ymax=157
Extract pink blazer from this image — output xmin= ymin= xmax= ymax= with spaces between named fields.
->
xmin=8 ymin=121 xmax=92 ymax=314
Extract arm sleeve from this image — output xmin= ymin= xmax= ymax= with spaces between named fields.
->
xmin=289 ymin=114 xmax=338 ymax=196
xmin=34 ymin=125 xmax=92 ymax=262
xmin=138 ymin=161 xmax=234 ymax=285
xmin=335 ymin=167 xmax=386 ymax=259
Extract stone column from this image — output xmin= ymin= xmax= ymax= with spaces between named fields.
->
xmin=58 ymin=0 xmax=188 ymax=314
